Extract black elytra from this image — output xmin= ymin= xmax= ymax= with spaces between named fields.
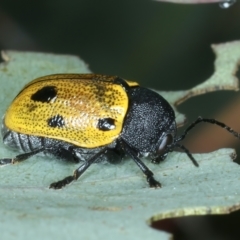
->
xmin=1 ymin=76 xmax=240 ymax=190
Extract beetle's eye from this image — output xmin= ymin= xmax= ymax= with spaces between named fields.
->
xmin=157 ymin=134 xmax=173 ymax=155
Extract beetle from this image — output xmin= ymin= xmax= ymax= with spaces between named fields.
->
xmin=0 ymin=74 xmax=239 ymax=189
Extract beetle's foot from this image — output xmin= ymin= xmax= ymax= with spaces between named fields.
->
xmin=147 ymin=176 xmax=161 ymax=188
xmin=0 ymin=158 xmax=13 ymax=165
xmin=49 ymin=176 xmax=74 ymax=189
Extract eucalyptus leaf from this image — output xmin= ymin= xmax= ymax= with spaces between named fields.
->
xmin=0 ymin=43 xmax=240 ymax=240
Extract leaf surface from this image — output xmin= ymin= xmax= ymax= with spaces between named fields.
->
xmin=0 ymin=45 xmax=240 ymax=240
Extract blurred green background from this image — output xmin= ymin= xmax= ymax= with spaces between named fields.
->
xmin=0 ymin=0 xmax=240 ymax=239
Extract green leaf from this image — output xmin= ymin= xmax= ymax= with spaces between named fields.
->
xmin=0 ymin=43 xmax=240 ymax=240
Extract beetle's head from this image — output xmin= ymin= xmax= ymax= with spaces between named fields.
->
xmin=149 ymin=122 xmax=176 ymax=163
xmin=121 ymin=86 xmax=199 ymax=167
xmin=121 ymin=86 xmax=179 ymax=160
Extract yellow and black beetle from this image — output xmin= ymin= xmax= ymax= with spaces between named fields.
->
xmin=1 ymin=74 xmax=240 ymax=189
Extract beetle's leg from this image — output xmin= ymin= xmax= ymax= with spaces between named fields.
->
xmin=49 ymin=147 xmax=107 ymax=189
xmin=0 ymin=148 xmax=45 ymax=165
xmin=119 ymin=139 xmax=161 ymax=188
xmin=152 ymin=143 xmax=199 ymax=167
xmin=0 ymin=158 xmax=12 ymax=165
xmin=54 ymin=146 xmax=81 ymax=163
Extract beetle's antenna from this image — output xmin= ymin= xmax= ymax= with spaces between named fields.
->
xmin=175 ymin=116 xmax=240 ymax=143
xmin=171 ymin=116 xmax=240 ymax=168
xmin=174 ymin=143 xmax=199 ymax=167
